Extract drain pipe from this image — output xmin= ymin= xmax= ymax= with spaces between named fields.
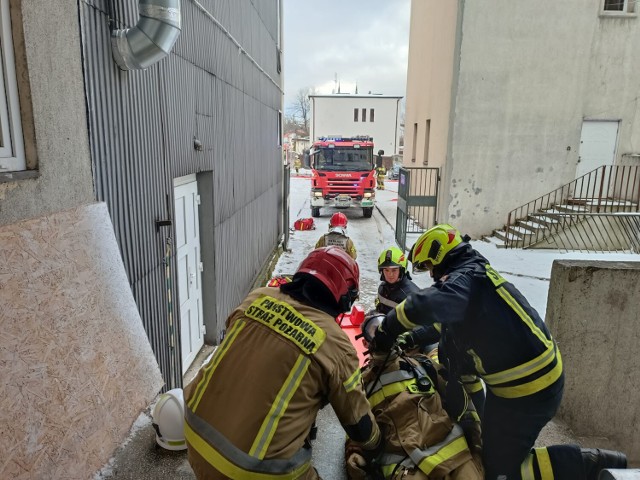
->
xmin=111 ymin=0 xmax=181 ymax=70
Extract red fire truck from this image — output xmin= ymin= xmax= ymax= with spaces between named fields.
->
xmin=309 ymin=136 xmax=377 ymax=218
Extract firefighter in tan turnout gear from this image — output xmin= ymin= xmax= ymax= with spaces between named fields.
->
xmin=315 ymin=211 xmax=357 ymax=260
xmin=184 ymin=246 xmax=382 ymax=479
xmin=345 ymin=315 xmax=484 ymax=480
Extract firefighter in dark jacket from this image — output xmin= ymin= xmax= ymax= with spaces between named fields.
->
xmin=184 ymin=246 xmax=382 ymax=479
xmin=375 ymin=246 xmax=420 ymax=315
xmin=371 ymin=224 xmax=628 ymax=480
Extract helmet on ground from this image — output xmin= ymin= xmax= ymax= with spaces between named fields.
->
xmin=377 ymin=247 xmax=408 ymax=277
xmin=329 ymin=212 xmax=348 ymax=229
xmin=151 ymin=388 xmax=187 ymax=451
xmin=295 ymin=246 xmax=359 ymax=312
xmin=409 ymin=224 xmax=464 ymax=273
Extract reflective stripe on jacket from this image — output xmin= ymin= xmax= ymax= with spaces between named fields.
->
xmin=184 ymin=287 xmax=378 ymax=479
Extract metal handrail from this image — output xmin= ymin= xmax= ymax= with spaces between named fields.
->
xmin=504 ymin=165 xmax=640 ymax=250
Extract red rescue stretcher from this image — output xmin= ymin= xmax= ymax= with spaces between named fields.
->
xmin=337 ymin=305 xmax=367 ymax=366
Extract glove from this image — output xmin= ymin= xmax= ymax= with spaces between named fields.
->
xmin=370 ymin=321 xmax=396 ymax=353
xmin=396 ymin=331 xmax=417 ymax=350
xmin=345 ymin=453 xmax=368 ymax=480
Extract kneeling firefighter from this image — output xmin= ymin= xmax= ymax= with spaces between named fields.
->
xmin=345 ymin=314 xmax=484 ymax=480
xmin=184 ymin=246 xmax=382 ymax=479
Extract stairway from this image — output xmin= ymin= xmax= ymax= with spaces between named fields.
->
xmin=484 ymin=198 xmax=638 ymax=249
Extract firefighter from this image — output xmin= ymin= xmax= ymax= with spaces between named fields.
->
xmin=184 ymin=247 xmax=382 ymax=479
xmin=345 ymin=314 xmax=484 ymax=480
xmin=376 ymin=149 xmax=386 ymax=190
xmin=374 ymin=246 xmax=420 ymax=315
xmin=370 ymin=224 xmax=628 ymax=480
xmin=315 ymin=212 xmax=357 ymax=260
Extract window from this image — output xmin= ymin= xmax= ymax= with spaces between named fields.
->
xmin=423 ymin=119 xmax=431 ymax=165
xmin=277 ymin=110 xmax=282 ymax=146
xmin=602 ymin=0 xmax=636 ymax=14
xmin=354 ymin=108 xmax=359 ymax=122
xmin=411 ymin=123 xmax=418 ymax=162
xmin=0 ymin=0 xmax=25 ymax=173
xmin=276 ymin=0 xmax=282 ymax=73
xmin=369 ymin=108 xmax=375 ymax=122
xmin=362 ymin=108 xmax=367 ymax=122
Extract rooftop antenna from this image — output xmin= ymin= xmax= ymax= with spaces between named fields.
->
xmin=355 ymin=81 xmax=358 ymax=94
xmin=338 ymin=81 xmax=341 ymax=94
xmin=333 ymin=73 xmax=338 ymax=94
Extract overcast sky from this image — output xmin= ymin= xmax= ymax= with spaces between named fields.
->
xmin=282 ymin=0 xmax=411 ymax=113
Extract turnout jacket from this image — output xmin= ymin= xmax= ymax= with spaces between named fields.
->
xmin=315 ymin=231 xmax=357 ymax=260
xmin=386 ymin=244 xmax=563 ymax=400
xmin=375 ymin=276 xmax=421 ymax=315
xmin=346 ymin=354 xmax=483 ymax=479
xmin=184 ymin=287 xmax=379 ymax=479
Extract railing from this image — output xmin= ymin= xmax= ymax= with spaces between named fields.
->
xmin=526 ymin=212 xmax=640 ymax=253
xmin=504 ymin=165 xmax=640 ymax=250
xmin=395 ymin=167 xmax=440 ymax=251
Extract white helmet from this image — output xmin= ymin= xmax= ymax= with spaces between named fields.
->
xmin=151 ymin=388 xmax=187 ymax=451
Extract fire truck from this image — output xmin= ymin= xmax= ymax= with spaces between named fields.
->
xmin=308 ymin=136 xmax=377 ymax=218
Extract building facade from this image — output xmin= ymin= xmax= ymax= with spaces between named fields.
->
xmin=310 ymin=94 xmax=403 ymax=155
xmin=404 ymin=0 xmax=640 ymax=237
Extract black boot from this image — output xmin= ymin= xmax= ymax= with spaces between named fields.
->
xmin=581 ymin=448 xmax=627 ymax=480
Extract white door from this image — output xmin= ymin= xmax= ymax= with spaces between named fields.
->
xmin=577 ymin=120 xmax=619 ymax=178
xmin=174 ymin=175 xmax=204 ymax=373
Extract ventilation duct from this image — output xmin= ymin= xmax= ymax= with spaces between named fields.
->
xmin=111 ymin=0 xmax=181 ymax=70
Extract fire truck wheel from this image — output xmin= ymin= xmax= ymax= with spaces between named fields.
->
xmin=363 ymin=207 xmax=373 ymax=218
xmin=311 ymin=207 xmax=321 ymax=218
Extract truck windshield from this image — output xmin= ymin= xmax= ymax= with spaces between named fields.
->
xmin=313 ymin=147 xmax=373 ymax=171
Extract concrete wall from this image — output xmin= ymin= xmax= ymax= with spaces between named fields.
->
xmin=403 ymin=0 xmax=458 ymax=175
xmin=0 ymin=0 xmax=94 ymax=225
xmin=310 ymin=95 xmax=402 ymax=154
xmin=546 ymin=260 xmax=640 ymax=464
xmin=404 ymin=0 xmax=640 ymax=237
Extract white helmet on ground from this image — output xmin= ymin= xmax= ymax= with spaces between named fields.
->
xmin=151 ymin=388 xmax=187 ymax=451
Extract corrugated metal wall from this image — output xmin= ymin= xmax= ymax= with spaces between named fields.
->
xmin=79 ymin=0 xmax=284 ymax=389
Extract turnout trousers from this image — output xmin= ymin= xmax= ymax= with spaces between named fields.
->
xmin=482 ymin=374 xmax=586 ymax=479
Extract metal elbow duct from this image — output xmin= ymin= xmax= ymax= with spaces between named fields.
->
xmin=111 ymin=0 xmax=181 ymax=70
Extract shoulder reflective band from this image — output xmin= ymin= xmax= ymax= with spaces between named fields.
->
xmin=485 ymin=264 xmax=507 ymax=287
xmin=245 ymin=295 xmax=326 ymax=355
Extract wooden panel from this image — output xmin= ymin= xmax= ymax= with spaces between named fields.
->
xmin=0 ymin=203 xmax=163 ymax=479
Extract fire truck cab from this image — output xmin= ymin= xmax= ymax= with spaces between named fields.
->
xmin=309 ymin=136 xmax=377 ymax=218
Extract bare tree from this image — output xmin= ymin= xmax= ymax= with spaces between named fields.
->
xmin=288 ymin=87 xmax=313 ymax=136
